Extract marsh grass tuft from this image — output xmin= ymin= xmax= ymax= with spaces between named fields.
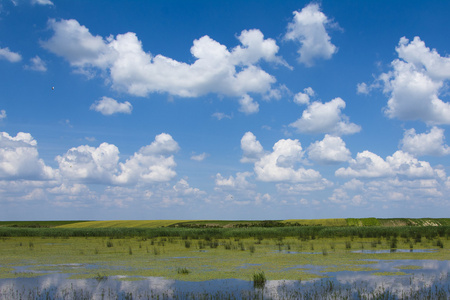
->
xmin=390 ymin=237 xmax=398 ymax=251
xmin=184 ymin=240 xmax=191 ymax=248
xmin=94 ymin=273 xmax=107 ymax=282
xmin=253 ymin=271 xmax=266 ymax=288
xmin=345 ymin=241 xmax=351 ymax=249
xmin=177 ymin=267 xmax=190 ymax=275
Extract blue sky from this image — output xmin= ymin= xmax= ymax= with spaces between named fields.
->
xmin=1 ymin=0 xmax=450 ymax=220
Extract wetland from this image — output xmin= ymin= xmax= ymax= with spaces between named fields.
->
xmin=0 ymin=222 xmax=449 ymax=299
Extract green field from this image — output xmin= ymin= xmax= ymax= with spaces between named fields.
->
xmin=0 ymin=220 xmax=88 ymax=228
xmin=1 ymin=218 xmax=449 ymax=229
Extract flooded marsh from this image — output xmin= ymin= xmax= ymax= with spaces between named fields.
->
xmin=0 ymin=232 xmax=449 ymax=298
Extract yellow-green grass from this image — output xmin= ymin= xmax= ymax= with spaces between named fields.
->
xmin=0 ymin=235 xmax=447 ymax=281
xmin=282 ymin=219 xmax=347 ymax=226
xmin=0 ymin=221 xmax=88 ymax=228
xmin=56 ymin=220 xmax=190 ymax=228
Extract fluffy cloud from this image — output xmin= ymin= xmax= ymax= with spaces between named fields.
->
xmin=381 ymin=37 xmax=450 ymax=124
xmin=307 ymin=134 xmax=351 ymax=164
xmin=238 ymin=94 xmax=259 ymax=115
xmin=56 ymin=142 xmax=120 ymax=183
xmin=400 ymin=127 xmax=450 ymax=156
xmin=329 ymin=177 xmax=447 ymax=208
xmin=241 ymin=132 xmax=325 ymax=183
xmin=215 ymin=172 xmax=253 ymax=190
xmin=285 ymin=3 xmax=337 ymax=66
xmin=25 ymin=56 xmax=47 ymax=72
xmin=173 ymin=179 xmax=205 ymax=197
xmin=289 ymin=97 xmax=361 ymax=135
xmin=0 ymin=132 xmax=55 ymax=180
xmin=240 ymin=131 xmax=264 ymax=163
xmin=190 ymin=152 xmax=208 ymax=161
xmin=336 ymin=150 xmax=441 ymax=179
xmin=56 ymin=133 xmax=179 ymax=185
xmin=252 ymin=136 xmax=322 ymax=182
xmin=294 ymin=87 xmax=314 ymax=105
xmin=113 ymin=133 xmax=179 ymax=185
xmin=0 ymin=47 xmax=21 ymax=62
xmin=90 ymin=96 xmax=132 ymax=115
xmin=42 ymin=19 xmax=285 ymax=106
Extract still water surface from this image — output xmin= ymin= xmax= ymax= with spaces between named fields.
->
xmin=0 ymin=259 xmax=449 ymax=299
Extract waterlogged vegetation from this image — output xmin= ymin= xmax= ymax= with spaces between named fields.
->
xmin=0 ymin=219 xmax=449 ymax=298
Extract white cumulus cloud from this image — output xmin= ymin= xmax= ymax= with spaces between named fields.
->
xmin=400 ymin=127 xmax=450 ymax=156
xmin=238 ymin=94 xmax=259 ymax=115
xmin=25 ymin=56 xmax=47 ymax=72
xmin=215 ymin=172 xmax=253 ymax=190
xmin=307 ymin=134 xmax=351 ymax=164
xmin=294 ymin=87 xmax=314 ymax=105
xmin=42 ymin=19 xmax=286 ymax=112
xmin=289 ymin=97 xmax=361 ymax=135
xmin=0 ymin=132 xmax=56 ymax=180
xmin=240 ymin=131 xmax=264 ymax=163
xmin=113 ymin=133 xmax=179 ymax=185
xmin=336 ymin=150 xmax=441 ymax=179
xmin=381 ymin=37 xmax=450 ymax=124
xmin=90 ymin=96 xmax=132 ymax=115
xmin=0 ymin=47 xmax=21 ymax=62
xmin=285 ymin=3 xmax=337 ymax=66
xmin=254 ymin=137 xmax=322 ymax=182
xmin=56 ymin=133 xmax=179 ymax=185
xmin=56 ymin=142 xmax=120 ymax=183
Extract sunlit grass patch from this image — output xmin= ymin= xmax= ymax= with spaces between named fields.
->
xmin=56 ymin=220 xmax=188 ymax=228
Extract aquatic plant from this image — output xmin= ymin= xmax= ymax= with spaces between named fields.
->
xmin=345 ymin=241 xmax=352 ymax=249
xmin=177 ymin=267 xmax=190 ymax=275
xmin=252 ymin=271 xmax=266 ymax=288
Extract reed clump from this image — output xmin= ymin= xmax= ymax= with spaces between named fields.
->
xmin=252 ymin=271 xmax=266 ymax=288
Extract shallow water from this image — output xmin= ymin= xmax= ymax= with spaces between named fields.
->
xmin=1 ymin=259 xmax=449 ymax=299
